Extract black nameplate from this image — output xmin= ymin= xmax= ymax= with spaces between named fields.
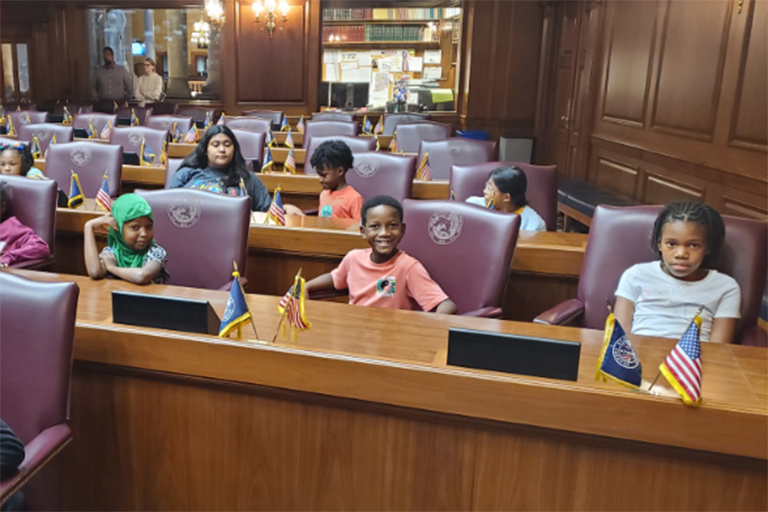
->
xmin=123 ymin=152 xmax=140 ymax=165
xmin=73 ymin=128 xmax=88 ymax=138
xmin=447 ymin=328 xmax=581 ymax=381
xmin=112 ymin=290 xmax=220 ymax=335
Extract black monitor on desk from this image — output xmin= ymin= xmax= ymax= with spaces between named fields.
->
xmin=319 ymin=82 xmax=369 ymax=110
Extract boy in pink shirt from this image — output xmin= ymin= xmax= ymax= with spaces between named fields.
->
xmin=310 ymin=140 xmax=364 ymax=220
xmin=305 ymin=196 xmax=457 ymax=314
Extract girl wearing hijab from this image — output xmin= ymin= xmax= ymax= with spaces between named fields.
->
xmin=84 ymin=193 xmax=169 ymax=284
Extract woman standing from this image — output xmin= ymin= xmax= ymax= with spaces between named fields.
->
xmin=135 ymin=57 xmax=163 ymax=104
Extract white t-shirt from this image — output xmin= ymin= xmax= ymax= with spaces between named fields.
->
xmin=615 ymin=261 xmax=741 ymax=342
xmin=465 ymin=197 xmax=546 ymax=231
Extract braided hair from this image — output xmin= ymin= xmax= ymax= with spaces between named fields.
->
xmin=0 ymin=142 xmax=34 ymax=176
xmin=651 ymin=201 xmax=725 ymax=268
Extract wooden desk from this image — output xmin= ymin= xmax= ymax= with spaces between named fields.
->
xmin=53 ymin=200 xmax=585 ymax=321
xmin=8 ymin=269 xmax=766 ymax=510
xmin=34 ymin=159 xmax=167 ymax=186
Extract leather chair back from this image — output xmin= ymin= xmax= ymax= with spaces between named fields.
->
xmin=46 ymin=141 xmax=122 ymax=199
xmin=73 ymin=113 xmax=118 ymax=135
xmin=312 ymin=112 xmax=355 ymax=122
xmin=304 ymin=120 xmax=359 ymax=152
xmin=383 ymin=113 xmax=430 ymax=135
xmin=135 ymin=189 xmax=251 ymax=290
xmin=174 ymin=105 xmax=216 ymax=124
xmin=224 ymin=116 xmax=271 ymax=133
xmin=244 ymin=110 xmax=284 ymax=127
xmin=400 ymin=199 xmax=520 ymax=315
xmin=347 ymin=152 xmax=416 ymax=202
xmin=165 ymin=158 xmax=185 ymax=188
xmin=109 ymin=126 xmax=169 ymax=163
xmin=8 ymin=110 xmax=47 ymax=128
xmin=230 ymin=129 xmax=266 ymax=166
xmin=418 ymin=138 xmax=497 ymax=180
xmin=146 ymin=115 xmax=193 ymax=138
xmin=114 ymin=106 xmax=153 ymax=125
xmin=0 ymin=272 xmax=78 ymax=445
xmin=1 ymin=175 xmax=57 ymax=255
xmin=305 ymin=135 xmax=375 ymax=174
xmin=450 ymin=161 xmax=558 ymax=231
xmin=395 ymin=121 xmax=451 ymax=153
xmin=577 ymin=206 xmax=768 ymax=340
xmin=17 ymin=123 xmax=74 ymax=155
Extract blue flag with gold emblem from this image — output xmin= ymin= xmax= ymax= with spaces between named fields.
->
xmin=219 ymin=269 xmax=252 ymax=337
xmin=68 ymin=171 xmax=85 ymax=209
xmin=596 ymin=313 xmax=642 ymax=388
xmin=140 ymin=138 xmax=156 ymax=166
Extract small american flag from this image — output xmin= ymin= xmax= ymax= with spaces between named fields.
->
xmin=296 ymin=115 xmax=305 ymax=133
xmin=184 ymin=125 xmax=198 ymax=143
xmin=284 ymin=129 xmax=295 ymax=148
xmin=267 ymin=188 xmax=286 ymax=226
xmin=96 ymin=173 xmax=113 ymax=212
xmin=100 ymin=120 xmax=113 ymax=140
xmin=417 ymin=153 xmax=432 ymax=181
xmin=284 ymin=148 xmax=296 ymax=174
xmin=660 ymin=314 xmax=703 ymax=406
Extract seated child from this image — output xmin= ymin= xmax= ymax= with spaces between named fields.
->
xmin=84 ymin=193 xmax=169 ymax=285
xmin=466 ymin=166 xmax=546 ymax=231
xmin=614 ymin=201 xmax=741 ymax=343
xmin=0 ymin=142 xmax=45 ymax=179
xmin=0 ymin=181 xmax=51 ymax=267
xmin=305 ymin=195 xmax=457 ymax=314
xmin=310 ymin=139 xmax=364 ymax=220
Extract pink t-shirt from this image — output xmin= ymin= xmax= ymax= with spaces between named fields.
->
xmin=0 ymin=216 xmax=50 ymax=266
xmin=331 ymin=249 xmax=449 ymax=311
xmin=319 ymin=186 xmax=364 ymax=220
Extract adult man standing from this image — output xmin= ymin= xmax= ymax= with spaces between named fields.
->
xmin=90 ymin=46 xmax=133 ymax=110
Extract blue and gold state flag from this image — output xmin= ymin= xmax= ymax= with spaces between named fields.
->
xmin=219 ymin=269 xmax=252 ymax=337
xmin=44 ymin=134 xmax=57 ymax=159
xmin=30 ymin=136 xmax=42 ymax=160
xmin=68 ymin=171 xmax=85 ymax=209
xmin=265 ymin=129 xmax=276 ymax=148
xmin=279 ymin=116 xmax=289 ymax=132
xmin=130 ymin=109 xmax=140 ymax=126
xmin=595 ymin=313 xmax=642 ymax=388
xmin=262 ymin=146 xmax=274 ymax=172
xmin=140 ymin=138 xmax=156 ymax=166
xmin=172 ymin=122 xmax=183 ymax=143
xmin=204 ymin=111 xmax=213 ymax=130
xmin=362 ymin=115 xmax=373 ymax=134
xmin=62 ymin=106 xmax=72 ymax=126
xmin=6 ymin=116 xmax=15 ymax=136
xmin=86 ymin=118 xmax=96 ymax=139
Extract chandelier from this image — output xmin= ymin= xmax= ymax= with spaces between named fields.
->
xmin=205 ymin=0 xmax=225 ymax=30
xmin=253 ymin=0 xmax=289 ymax=38
xmin=190 ymin=13 xmax=211 ymax=48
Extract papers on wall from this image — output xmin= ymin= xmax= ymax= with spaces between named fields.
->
xmin=341 ymin=52 xmax=357 ymax=62
xmin=340 ymin=62 xmax=358 ymax=71
xmin=325 ymin=63 xmax=340 ymax=82
xmin=424 ymin=49 xmax=442 ymax=65
xmin=342 ymin=67 xmax=371 ymax=83
xmin=370 ymin=71 xmax=390 ymax=106
xmin=323 ymin=50 xmax=341 ymax=64
xmin=378 ymin=55 xmax=403 ymax=72
xmin=423 ymin=66 xmax=442 ymax=80
xmin=357 ymin=52 xmax=372 ymax=67
xmin=406 ymin=56 xmax=423 ymax=73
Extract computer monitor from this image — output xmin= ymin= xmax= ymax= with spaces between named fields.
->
xmin=319 ymin=81 xmax=370 ymax=110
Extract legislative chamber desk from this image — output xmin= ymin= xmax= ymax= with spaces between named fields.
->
xmin=53 ymin=202 xmax=584 ymax=321
xmin=7 ymin=269 xmax=766 ymax=510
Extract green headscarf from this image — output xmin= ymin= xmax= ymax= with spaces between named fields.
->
xmin=107 ymin=193 xmax=154 ymax=268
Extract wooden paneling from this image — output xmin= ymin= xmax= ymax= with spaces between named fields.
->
xmin=594 ymin=156 xmax=638 ymax=197
xmin=642 ymin=171 xmax=704 ymax=205
xmin=600 ymin=0 xmax=657 ymax=127
xmin=651 ymin=0 xmax=732 ymax=140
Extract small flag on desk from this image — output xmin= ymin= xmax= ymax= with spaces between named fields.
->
xmin=450 ymin=189 xmax=456 ymax=201
xmin=100 ymin=120 xmax=113 ymax=140
xmin=130 ymin=109 xmax=140 ymax=126
xmin=373 ymin=116 xmax=383 ymax=135
xmin=30 ymin=136 xmax=42 ymax=160
xmin=262 ymin=146 xmax=274 ymax=173
xmin=96 ymin=173 xmax=112 ymax=212
xmin=5 ymin=116 xmax=15 ymax=136
xmin=374 ymin=135 xmax=380 ymax=151
xmin=184 ymin=124 xmax=199 ymax=144
xmin=140 ymin=138 xmax=156 ymax=166
xmin=660 ymin=312 xmax=704 ymax=407
xmin=0 ymin=105 xmax=6 ymax=125
xmin=266 ymin=129 xmax=276 ymax=148
xmin=277 ymin=272 xmax=311 ymax=341
xmin=113 ymin=101 xmax=119 ymax=112
xmin=44 ymin=135 xmax=57 ymax=159
xmin=296 ymin=115 xmax=305 ymax=133
xmin=284 ymin=148 xmax=297 ymax=174
xmin=160 ymin=140 xmax=168 ymax=166
xmin=62 ymin=107 xmax=72 ymax=126
xmin=219 ymin=268 xmax=253 ymax=338
xmin=595 ymin=313 xmax=642 ymax=388
xmin=124 ymin=100 xmax=129 ymax=108
xmin=279 ymin=116 xmax=289 ymax=132
xmin=362 ymin=115 xmax=372 ymax=134
xmin=389 ymin=132 xmax=398 ymax=153
xmin=217 ymin=112 xmax=225 ymax=125
xmin=416 ymin=152 xmax=433 ymax=181
xmin=267 ymin=186 xmax=286 ymax=226
xmin=68 ymin=171 xmax=84 ymax=209
xmin=204 ymin=111 xmax=213 ymax=130
xmin=172 ymin=122 xmax=181 ymax=143
xmin=86 ymin=118 xmax=96 ymax=139
xmin=284 ymin=129 xmax=295 ymax=149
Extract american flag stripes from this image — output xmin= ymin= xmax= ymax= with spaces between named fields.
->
xmin=660 ymin=314 xmax=703 ymax=406
xmin=284 ymin=148 xmax=297 ymax=174
xmin=267 ymin=187 xmax=286 ymax=226
xmin=95 ymin=174 xmax=113 ymax=212
xmin=417 ymin=153 xmax=433 ymax=181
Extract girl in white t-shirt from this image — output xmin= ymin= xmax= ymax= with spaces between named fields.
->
xmin=614 ymin=201 xmax=741 ymax=343
xmin=465 ymin=166 xmax=547 ymax=231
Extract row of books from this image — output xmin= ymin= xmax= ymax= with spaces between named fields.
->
xmin=323 ymin=8 xmax=443 ymax=21
xmin=323 ymin=25 xmax=432 ymax=43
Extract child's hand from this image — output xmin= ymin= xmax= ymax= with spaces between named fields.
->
xmin=87 ymin=214 xmax=117 ymax=234
xmin=284 ymin=204 xmax=305 ymax=216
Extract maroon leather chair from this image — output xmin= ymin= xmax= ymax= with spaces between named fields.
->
xmin=311 ymin=112 xmax=355 ymax=122
xmin=8 ymin=110 xmax=47 ymax=128
xmin=164 ymin=158 xmax=185 ymax=187
xmin=114 ymin=105 xmax=153 ymax=125
xmin=135 ymin=189 xmax=251 ymax=290
xmin=347 ymin=152 xmax=416 ymax=202
xmin=382 ymin=112 xmax=430 ymax=135
xmin=417 ymin=138 xmax=497 ymax=181
xmin=244 ymin=110 xmax=284 ymax=127
xmin=534 ymin=205 xmax=768 ymax=347
xmin=450 ymin=161 xmax=559 ymax=231
xmin=73 ymin=113 xmax=118 ymax=137
xmin=109 ymin=126 xmax=169 ymax=163
xmin=174 ymin=105 xmax=216 ymax=125
xmin=0 ymin=272 xmax=78 ymax=510
xmin=400 ymin=199 xmax=521 ymax=317
xmin=17 ymin=123 xmax=74 ymax=156
xmin=146 ymin=114 xmax=194 ymax=139
xmin=45 ymin=141 xmax=122 ymax=199
xmin=303 ymin=120 xmax=359 ymax=152
xmin=230 ymin=129 xmax=266 ymax=166
xmin=1 ymin=175 xmax=57 ymax=268
xmin=223 ymin=116 xmax=271 ymax=133
xmin=305 ymin=135 xmax=375 ymax=174
xmin=395 ymin=121 xmax=452 ymax=154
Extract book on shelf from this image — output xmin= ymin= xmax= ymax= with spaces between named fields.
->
xmin=323 ymin=7 xmax=443 ymax=22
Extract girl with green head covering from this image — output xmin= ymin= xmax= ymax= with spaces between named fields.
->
xmin=84 ymin=193 xmax=169 ymax=285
